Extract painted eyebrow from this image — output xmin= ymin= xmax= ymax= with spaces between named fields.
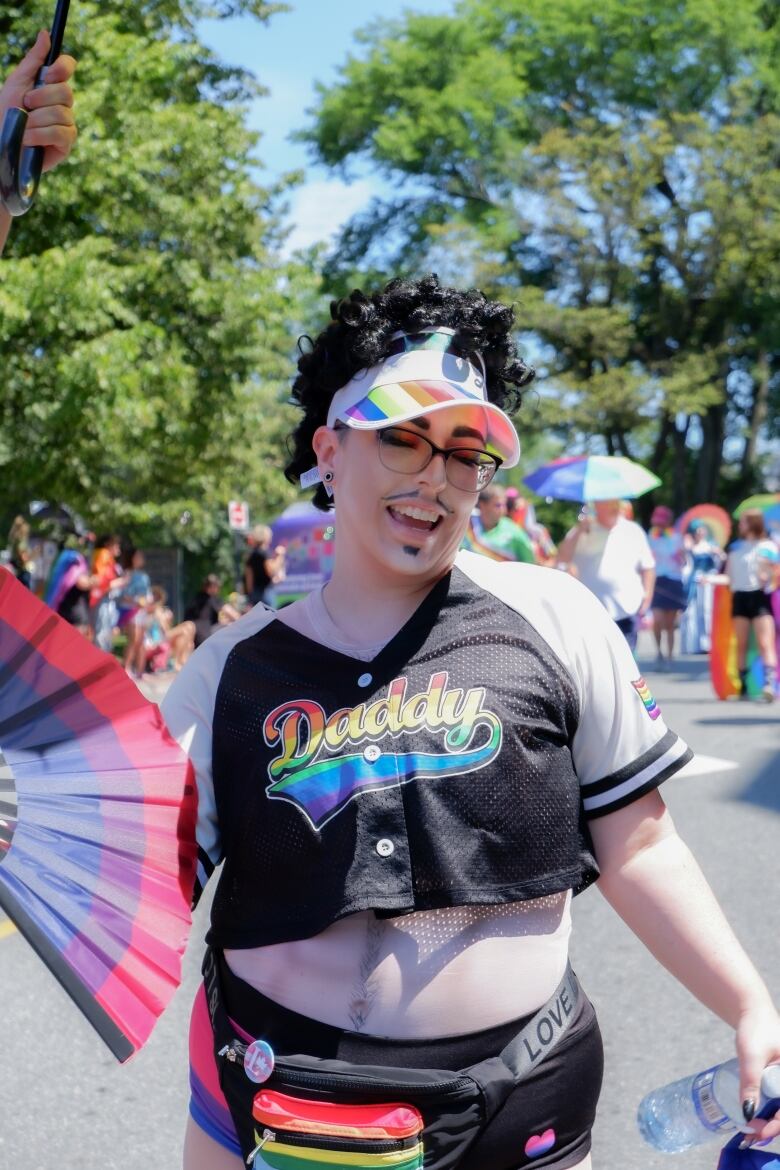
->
xmin=451 ymin=424 xmax=488 ymax=442
xmin=407 ymin=416 xmax=487 ymax=444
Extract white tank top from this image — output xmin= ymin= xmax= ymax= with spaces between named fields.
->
xmin=224 ymin=587 xmax=572 ymax=1038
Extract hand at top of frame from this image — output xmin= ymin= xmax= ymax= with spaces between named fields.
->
xmin=0 ymin=29 xmax=77 ymax=173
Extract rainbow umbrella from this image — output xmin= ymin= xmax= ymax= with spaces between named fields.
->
xmin=0 ymin=568 xmax=197 ymax=1061
xmin=675 ymin=503 xmax=732 ymax=549
xmin=523 ymin=455 xmax=661 ymax=502
xmin=734 ymin=493 xmax=780 ymax=522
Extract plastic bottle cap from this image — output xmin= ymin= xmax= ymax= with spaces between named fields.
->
xmin=761 ymin=1063 xmax=780 ymax=1101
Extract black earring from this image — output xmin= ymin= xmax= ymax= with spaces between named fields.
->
xmin=323 ymin=471 xmax=334 ymax=483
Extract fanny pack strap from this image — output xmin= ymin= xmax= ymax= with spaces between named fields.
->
xmin=496 ymin=960 xmax=580 ymax=1082
xmin=203 ymin=946 xmax=580 ymax=1089
xmin=461 ymin=961 xmax=581 ymax=1124
xmin=203 ymin=945 xmax=247 ymax=1059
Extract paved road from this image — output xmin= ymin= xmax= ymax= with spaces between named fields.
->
xmin=0 ymin=635 xmax=778 ymax=1169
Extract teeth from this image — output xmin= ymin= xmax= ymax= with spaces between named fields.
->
xmin=392 ymin=505 xmax=439 ymax=522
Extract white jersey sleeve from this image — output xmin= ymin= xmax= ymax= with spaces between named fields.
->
xmin=456 ymin=551 xmax=692 ymax=818
xmin=160 ymin=604 xmax=277 ymax=906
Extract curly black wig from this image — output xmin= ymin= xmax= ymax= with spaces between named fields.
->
xmin=285 ymin=274 xmax=535 ymax=511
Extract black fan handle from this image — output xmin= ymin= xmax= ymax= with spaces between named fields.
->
xmin=0 ymin=0 xmax=72 ymax=217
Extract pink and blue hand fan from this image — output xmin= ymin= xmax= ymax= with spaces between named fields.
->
xmin=0 ymin=568 xmax=197 ymax=1061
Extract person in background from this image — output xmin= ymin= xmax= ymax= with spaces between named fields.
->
xmin=506 ymin=489 xmax=557 ymax=566
xmin=679 ymin=524 xmax=725 ymax=654
xmin=688 ymin=523 xmax=725 ymax=577
xmin=725 ymin=509 xmax=779 ymax=702
xmin=556 ymin=499 xmax=655 ymax=650
xmin=647 ymin=505 xmax=688 ymax=669
xmin=243 ymin=525 xmax=286 ymax=606
xmin=7 ymin=515 xmax=32 ymax=589
xmin=55 ymin=549 xmax=96 ymax=638
xmin=120 ymin=549 xmax=153 ymax=677
xmin=0 ymin=31 xmax=78 ymax=256
xmin=89 ymin=535 xmax=126 ymax=653
xmin=463 ymin=483 xmax=536 ymax=563
xmin=184 ymin=575 xmax=241 ymax=648
xmin=140 ymin=586 xmax=196 ymax=673
xmin=504 ymin=487 xmax=528 ymax=529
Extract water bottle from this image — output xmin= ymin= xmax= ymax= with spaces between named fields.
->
xmin=637 ymin=1058 xmax=780 ymax=1153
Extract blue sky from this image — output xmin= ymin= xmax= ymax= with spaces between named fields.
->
xmin=198 ymin=0 xmax=455 ymax=250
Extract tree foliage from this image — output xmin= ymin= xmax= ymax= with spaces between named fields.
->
xmin=304 ymin=0 xmax=780 ymax=510
xmin=1 ymin=0 xmax=315 ymax=561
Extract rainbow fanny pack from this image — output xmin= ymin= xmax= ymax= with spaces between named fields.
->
xmin=202 ymin=948 xmax=581 ymax=1170
xmin=251 ymin=1091 xmax=424 ymax=1169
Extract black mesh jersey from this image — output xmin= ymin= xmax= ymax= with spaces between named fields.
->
xmin=161 ymin=553 xmax=692 ymax=949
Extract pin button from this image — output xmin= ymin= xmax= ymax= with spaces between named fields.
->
xmin=376 ymin=838 xmax=394 ymax=857
xmin=357 ymin=672 xmax=373 ymax=688
xmin=363 ymin=745 xmax=381 ymax=762
xmin=243 ymin=1038 xmax=275 ymax=1084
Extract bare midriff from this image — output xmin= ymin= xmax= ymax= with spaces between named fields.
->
xmin=225 ymin=895 xmax=572 ymax=1038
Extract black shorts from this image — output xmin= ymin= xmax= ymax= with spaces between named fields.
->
xmin=731 ymin=589 xmax=773 ymax=620
xmin=197 ymin=956 xmax=604 ymax=1170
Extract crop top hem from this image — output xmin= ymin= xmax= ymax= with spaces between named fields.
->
xmin=206 ymin=865 xmax=592 ymax=950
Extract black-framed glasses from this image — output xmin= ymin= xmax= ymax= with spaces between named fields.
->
xmin=376 ymin=425 xmax=501 ymax=492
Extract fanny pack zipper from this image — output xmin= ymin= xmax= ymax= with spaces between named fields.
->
xmin=255 ymin=1128 xmax=420 ymax=1152
xmin=220 ymin=1043 xmax=471 ymax=1096
xmin=234 ymin=1057 xmax=471 ymax=1097
xmin=247 ymin=1127 xmax=422 ymax=1164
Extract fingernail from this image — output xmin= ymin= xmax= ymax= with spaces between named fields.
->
xmin=743 ymin=1098 xmax=757 ymax=1122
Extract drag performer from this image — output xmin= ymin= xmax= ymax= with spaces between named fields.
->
xmin=162 ymin=276 xmax=780 ymax=1170
xmin=0 ymin=29 xmax=78 ymax=255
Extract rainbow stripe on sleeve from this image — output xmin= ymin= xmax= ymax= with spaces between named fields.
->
xmin=631 ymin=677 xmax=661 ymax=720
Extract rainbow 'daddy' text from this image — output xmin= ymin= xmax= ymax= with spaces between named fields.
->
xmin=262 ymin=672 xmax=502 ymax=829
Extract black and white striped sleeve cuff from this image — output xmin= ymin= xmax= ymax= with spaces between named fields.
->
xmin=581 ymin=730 xmax=693 ymax=818
xmin=192 ymin=845 xmax=218 ymax=910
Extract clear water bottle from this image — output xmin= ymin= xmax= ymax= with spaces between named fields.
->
xmin=637 ymin=1058 xmax=780 ymax=1153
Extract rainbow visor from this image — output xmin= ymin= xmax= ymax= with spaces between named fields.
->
xmin=326 ymin=341 xmax=520 ymax=467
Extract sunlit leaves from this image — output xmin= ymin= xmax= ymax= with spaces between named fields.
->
xmin=1 ymin=1 xmax=315 ymax=556
xmin=305 ymin=0 xmax=780 ymax=498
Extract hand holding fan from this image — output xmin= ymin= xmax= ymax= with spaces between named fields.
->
xmin=0 ymin=568 xmax=197 ymax=1061
xmin=0 ymin=0 xmax=72 ymax=215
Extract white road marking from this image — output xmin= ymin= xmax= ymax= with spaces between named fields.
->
xmin=679 ymin=754 xmax=738 ymax=776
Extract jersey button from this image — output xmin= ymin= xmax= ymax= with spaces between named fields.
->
xmin=363 ymin=744 xmax=381 ymax=763
xmin=375 ymin=838 xmax=394 ymax=857
xmin=357 ymin=672 xmax=373 ymax=688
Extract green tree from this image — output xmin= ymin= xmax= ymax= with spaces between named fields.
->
xmin=1 ymin=1 xmax=315 ymax=567
xmin=303 ymin=0 xmax=780 ymax=512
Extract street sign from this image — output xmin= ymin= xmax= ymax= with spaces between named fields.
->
xmin=227 ymin=500 xmax=250 ymax=531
